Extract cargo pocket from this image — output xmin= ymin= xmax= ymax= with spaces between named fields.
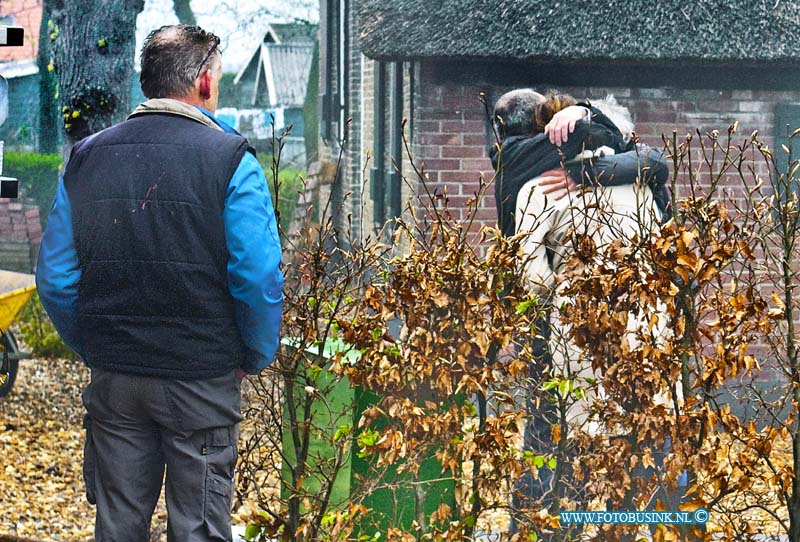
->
xmin=203 ymin=426 xmax=237 ymax=541
xmin=82 ymin=414 xmax=97 ymax=505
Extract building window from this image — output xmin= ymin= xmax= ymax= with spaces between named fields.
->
xmin=320 ymin=0 xmax=349 ymax=144
xmin=371 ymin=61 xmax=409 ymax=226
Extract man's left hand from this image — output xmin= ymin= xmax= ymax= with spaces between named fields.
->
xmin=544 ymin=105 xmax=590 ymax=146
xmin=537 ymin=168 xmax=579 ymax=200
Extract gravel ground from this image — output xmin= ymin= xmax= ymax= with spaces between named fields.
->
xmin=1 ymin=358 xmax=97 ymax=540
xmin=0 ymin=358 xmax=167 ymax=541
xmin=0 ymin=358 xmax=508 ymax=541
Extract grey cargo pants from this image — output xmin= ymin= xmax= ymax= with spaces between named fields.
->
xmin=81 ymin=368 xmax=243 ymax=542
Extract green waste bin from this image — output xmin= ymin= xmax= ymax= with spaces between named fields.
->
xmin=280 ymin=337 xmax=457 ymax=536
xmin=351 ymin=386 xmax=457 ymax=536
xmin=280 ymin=337 xmax=357 ymax=512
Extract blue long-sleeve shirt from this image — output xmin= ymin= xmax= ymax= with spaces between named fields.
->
xmin=36 ymin=109 xmax=284 ymax=373
xmin=36 ymin=178 xmax=84 ymax=357
xmin=223 ymin=152 xmax=284 ymax=373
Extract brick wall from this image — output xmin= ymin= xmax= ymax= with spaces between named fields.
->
xmin=412 ymin=81 xmax=495 ymax=230
xmin=360 ymin=58 xmax=374 ymax=232
xmin=312 ymin=3 xmax=367 ymax=240
xmin=329 ymin=55 xmax=800 ymax=254
xmin=318 ymin=51 xmax=417 ymax=240
xmin=0 ymin=199 xmax=41 ymax=273
xmin=344 ymin=17 xmax=363 ymax=239
xmin=411 ymin=68 xmax=800 ymax=234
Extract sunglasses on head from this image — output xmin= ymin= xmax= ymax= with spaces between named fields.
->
xmin=195 ymin=34 xmax=221 ymax=79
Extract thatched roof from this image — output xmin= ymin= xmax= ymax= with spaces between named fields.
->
xmin=356 ymin=0 xmax=800 ymax=65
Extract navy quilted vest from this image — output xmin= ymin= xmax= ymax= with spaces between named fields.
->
xmin=63 ymin=113 xmax=251 ymax=379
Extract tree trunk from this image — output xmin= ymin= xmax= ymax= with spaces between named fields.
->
xmin=50 ymin=0 xmax=145 ymax=159
xmin=36 ymin=0 xmax=58 ymax=154
xmin=173 ymin=0 xmax=197 ymax=25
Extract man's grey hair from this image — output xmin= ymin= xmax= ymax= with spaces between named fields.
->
xmin=592 ymin=95 xmax=635 ymax=143
xmin=139 ymin=25 xmax=221 ymax=99
xmin=493 ymin=89 xmax=543 ymax=140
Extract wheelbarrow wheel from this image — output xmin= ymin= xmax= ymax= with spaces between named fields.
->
xmin=0 ymin=331 xmax=19 ymax=398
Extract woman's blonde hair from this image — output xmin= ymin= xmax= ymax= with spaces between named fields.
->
xmin=533 ymin=91 xmax=577 ymax=133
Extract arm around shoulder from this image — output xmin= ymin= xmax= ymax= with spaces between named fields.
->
xmin=565 ymin=143 xmax=671 ymax=219
xmin=566 ymin=142 xmax=668 ymax=187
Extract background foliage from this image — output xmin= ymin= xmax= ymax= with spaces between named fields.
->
xmin=5 ymin=151 xmax=62 ymax=228
xmin=17 ymin=292 xmax=78 ymax=360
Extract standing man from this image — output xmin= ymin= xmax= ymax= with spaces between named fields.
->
xmin=36 ymin=25 xmax=283 ymax=541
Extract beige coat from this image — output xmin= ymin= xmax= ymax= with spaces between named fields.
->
xmin=515 ymin=179 xmax=663 ymax=434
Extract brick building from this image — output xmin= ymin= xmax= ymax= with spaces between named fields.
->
xmin=0 ymin=0 xmax=43 ymax=148
xmin=0 ymin=0 xmax=40 ymax=64
xmin=0 ymin=0 xmax=42 ymax=272
xmin=306 ymin=0 xmax=800 ymax=413
xmin=314 ymin=0 xmax=800 ymax=242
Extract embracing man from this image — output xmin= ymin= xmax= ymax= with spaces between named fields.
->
xmin=36 ymin=25 xmax=284 ymax=541
xmin=491 ymin=88 xmax=670 ymax=522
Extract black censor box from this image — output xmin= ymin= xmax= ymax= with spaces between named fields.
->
xmin=0 ymin=26 xmax=24 ymax=198
xmin=0 ymin=177 xmax=18 ymax=198
xmin=0 ymin=26 xmax=24 ymax=47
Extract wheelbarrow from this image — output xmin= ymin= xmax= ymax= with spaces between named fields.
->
xmin=0 ymin=269 xmax=36 ymax=397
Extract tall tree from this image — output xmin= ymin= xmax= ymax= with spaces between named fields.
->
xmin=173 ymin=0 xmax=196 ymax=25
xmin=50 ymin=0 xmax=145 ymax=157
xmin=36 ymin=0 xmax=58 ymax=153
